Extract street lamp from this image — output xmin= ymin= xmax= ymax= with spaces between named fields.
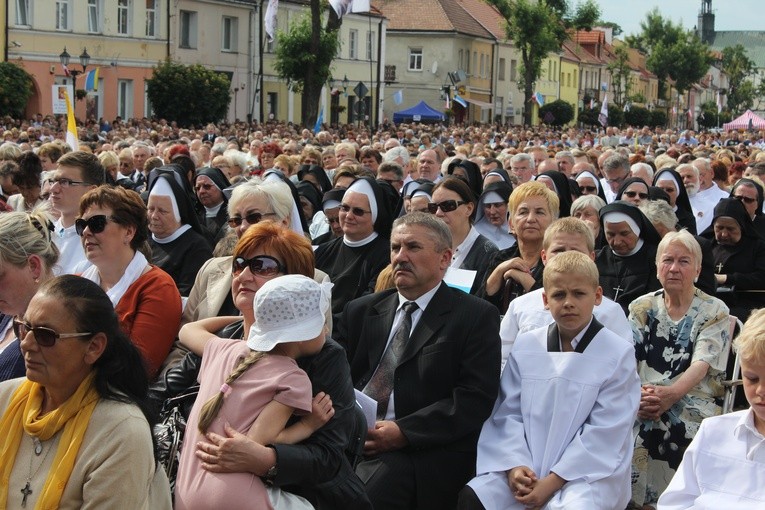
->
xmin=59 ymin=47 xmax=90 ymax=100
xmin=342 ymin=75 xmax=349 ymax=96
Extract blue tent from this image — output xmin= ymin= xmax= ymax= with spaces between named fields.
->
xmin=392 ymin=101 xmax=445 ymax=124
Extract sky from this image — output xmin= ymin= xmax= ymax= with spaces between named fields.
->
xmin=595 ymin=0 xmax=764 ymax=38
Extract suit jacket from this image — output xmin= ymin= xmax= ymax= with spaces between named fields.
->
xmin=337 ymin=282 xmax=501 ymax=506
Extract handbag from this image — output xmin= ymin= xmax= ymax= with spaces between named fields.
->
xmin=153 ymin=384 xmax=199 ymax=494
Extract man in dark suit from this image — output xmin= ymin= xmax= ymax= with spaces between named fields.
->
xmin=337 ymin=212 xmax=501 ymax=510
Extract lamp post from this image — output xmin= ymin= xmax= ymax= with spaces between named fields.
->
xmin=59 ymin=47 xmax=90 ymax=101
xmin=342 ymin=75 xmax=349 ymax=97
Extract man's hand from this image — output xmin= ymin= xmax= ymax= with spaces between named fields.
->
xmin=196 ymin=422 xmax=275 ymax=475
xmin=363 ymin=420 xmax=408 ymax=456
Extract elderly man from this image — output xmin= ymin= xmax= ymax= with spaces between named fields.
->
xmin=601 ymin=154 xmax=630 ymax=203
xmin=554 ymin=151 xmax=575 ymax=176
xmin=631 ymin=162 xmax=654 ymax=184
xmin=338 ymin=212 xmax=500 ymax=510
xmin=507 ymin=153 xmax=536 ymax=184
xmin=417 ymin=149 xmax=442 ymax=183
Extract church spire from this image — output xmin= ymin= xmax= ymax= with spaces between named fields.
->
xmin=698 ymin=0 xmax=715 ymax=44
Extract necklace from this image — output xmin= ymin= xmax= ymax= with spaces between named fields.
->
xmin=20 ymin=436 xmax=54 ymax=508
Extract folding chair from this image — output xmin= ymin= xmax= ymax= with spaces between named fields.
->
xmin=722 ymin=315 xmax=744 ymax=414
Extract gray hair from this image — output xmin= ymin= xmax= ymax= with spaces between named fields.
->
xmin=224 ymin=149 xmax=248 ymax=170
xmin=570 ymin=194 xmax=606 ymax=216
xmin=602 ymin=154 xmax=629 ymax=174
xmin=630 ymin=162 xmax=654 ymax=182
xmin=383 ymin=146 xmax=410 ymax=165
xmin=640 ymin=199 xmax=678 ymax=233
xmin=510 ymin=152 xmax=535 ymax=170
xmin=228 ymin=178 xmax=293 ymax=222
xmin=656 ymin=229 xmax=702 ymax=271
xmin=392 ymin=212 xmax=452 ymax=252
xmin=378 ymin=162 xmax=404 ymax=180
xmin=677 ymin=163 xmax=699 ymax=179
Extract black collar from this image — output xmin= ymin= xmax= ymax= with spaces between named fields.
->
xmin=546 ymin=317 xmax=604 ymax=353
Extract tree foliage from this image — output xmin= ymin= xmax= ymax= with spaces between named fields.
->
xmin=273 ymin=2 xmax=340 ymax=127
xmin=624 ymin=106 xmax=651 ymax=127
xmin=650 ymin=109 xmax=667 ymax=128
xmin=627 ymin=8 xmax=712 ymax=99
xmin=608 ymin=45 xmax=632 ymax=108
xmin=697 ymin=100 xmax=731 ymax=128
xmin=722 ymin=44 xmax=756 ymax=115
xmin=539 ymin=99 xmax=575 ymax=126
xmin=488 ymin=0 xmax=600 ymax=125
xmin=0 ymin=62 xmax=34 ymax=118
xmin=146 ymin=59 xmax=230 ymax=126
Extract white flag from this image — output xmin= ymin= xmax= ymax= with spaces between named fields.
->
xmin=351 ymin=0 xmax=370 ymax=13
xmin=265 ymin=0 xmax=279 ymax=41
xmin=393 ymin=90 xmax=403 ymax=105
xmin=598 ymin=94 xmax=608 ymax=127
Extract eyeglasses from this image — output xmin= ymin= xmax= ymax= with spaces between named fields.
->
xmin=734 ymin=194 xmax=758 ymax=205
xmin=195 ymin=183 xmax=215 ymax=192
xmin=75 ymin=215 xmax=116 ymax=236
xmin=578 ymin=185 xmax=598 ymax=193
xmin=232 ymin=255 xmax=286 ymax=277
xmin=47 ymin=177 xmax=89 ymax=188
xmin=227 ymin=212 xmax=277 ymax=228
xmin=339 ymin=204 xmax=372 ymax=217
xmin=13 ymin=317 xmax=92 ymax=347
xmin=427 ymin=200 xmax=466 ymax=214
xmin=623 ymin=191 xmax=649 ymax=200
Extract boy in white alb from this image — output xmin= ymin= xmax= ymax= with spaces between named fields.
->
xmin=658 ymin=308 xmax=765 ymax=509
xmin=462 ymin=252 xmax=640 ymax=510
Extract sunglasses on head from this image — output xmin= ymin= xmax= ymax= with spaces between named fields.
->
xmin=579 ymin=185 xmax=598 ymax=193
xmin=75 ymin=215 xmax=115 ymax=236
xmin=13 ymin=317 xmax=92 ymax=347
xmin=427 ymin=200 xmax=466 ymax=214
xmin=734 ymin=194 xmax=758 ymax=205
xmin=232 ymin=255 xmax=286 ymax=277
xmin=339 ymin=204 xmax=372 ymax=217
xmin=227 ymin=212 xmax=277 ymax=228
xmin=623 ymin=191 xmax=649 ymax=200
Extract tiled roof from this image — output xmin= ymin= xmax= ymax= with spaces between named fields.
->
xmin=374 ymin=0 xmax=494 ymax=39
xmin=709 ymin=31 xmax=765 ymax=68
xmin=575 ymin=30 xmax=605 ymax=45
xmin=457 ymin=0 xmax=507 ymax=41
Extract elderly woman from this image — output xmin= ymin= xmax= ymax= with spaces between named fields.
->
xmin=0 ymin=212 xmax=59 ymax=382
xmin=0 ymin=275 xmax=170 ymax=509
xmin=653 ymin=168 xmax=697 ymax=235
xmin=407 ymin=181 xmax=434 ymax=214
xmin=147 ymin=174 xmax=213 ymax=296
xmin=432 ymin=177 xmax=499 ymax=295
xmin=481 ymin=181 xmax=559 ymax=313
xmin=629 ymin=230 xmax=731 ymax=508
xmin=77 ymin=185 xmax=182 ymax=379
xmin=571 ymin=194 xmax=607 ymax=250
xmin=8 ymin=152 xmax=43 ymax=212
xmin=701 ymin=197 xmax=765 ymax=321
xmin=575 ymin=169 xmax=607 ymax=201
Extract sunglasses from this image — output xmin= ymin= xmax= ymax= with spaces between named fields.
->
xmin=75 ymin=215 xmax=116 ymax=236
xmin=427 ymin=200 xmax=466 ymax=214
xmin=195 ymin=183 xmax=215 ymax=192
xmin=623 ymin=191 xmax=649 ymax=200
xmin=232 ymin=255 xmax=286 ymax=277
xmin=579 ymin=185 xmax=598 ymax=193
xmin=227 ymin=212 xmax=277 ymax=228
xmin=734 ymin=195 xmax=758 ymax=205
xmin=13 ymin=317 xmax=92 ymax=347
xmin=340 ymin=204 xmax=372 ymax=217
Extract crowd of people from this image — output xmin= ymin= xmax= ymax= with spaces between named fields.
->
xmin=1 ymin=114 xmax=765 ymax=509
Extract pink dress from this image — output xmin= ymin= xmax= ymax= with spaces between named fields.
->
xmin=175 ymin=337 xmax=312 ymax=510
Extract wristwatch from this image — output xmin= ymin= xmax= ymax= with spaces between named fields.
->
xmin=261 ymin=447 xmax=278 ymax=486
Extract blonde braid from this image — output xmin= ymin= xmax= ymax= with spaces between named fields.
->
xmin=197 ymin=351 xmax=267 ymax=433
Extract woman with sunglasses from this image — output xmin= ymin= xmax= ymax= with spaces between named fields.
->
xmin=0 ymin=211 xmax=59 ymax=382
xmin=729 ymin=178 xmax=765 ymax=238
xmin=77 ymin=185 xmax=181 ymax=380
xmin=615 ymin=177 xmax=651 ymax=206
xmin=0 ymin=275 xmax=171 ymax=509
xmin=432 ymin=177 xmax=499 ymax=295
xmin=653 ymin=168 xmax=698 ymax=235
xmin=574 ymin=169 xmax=607 ymax=202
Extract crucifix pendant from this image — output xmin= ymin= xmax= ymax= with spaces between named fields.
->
xmin=613 ymin=284 xmax=624 ymax=302
xmin=716 ymin=262 xmax=724 ymax=273
xmin=21 ymin=481 xmax=32 ymax=507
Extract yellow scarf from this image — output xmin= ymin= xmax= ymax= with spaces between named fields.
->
xmin=0 ymin=372 xmax=99 ymax=509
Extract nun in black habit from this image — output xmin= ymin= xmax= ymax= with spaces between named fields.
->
xmin=195 ymin=166 xmax=231 ymax=247
xmin=595 ymin=201 xmax=662 ymax=314
xmin=447 ymin=159 xmax=483 ymax=200
xmin=474 ymin=181 xmax=515 ymax=250
xmin=653 ymin=168 xmax=697 ymax=235
xmin=315 ymin=176 xmax=394 ymax=322
xmin=535 ymin=170 xmax=573 ymax=217
xmin=574 ymin=169 xmax=608 ymax=202
xmin=729 ymin=178 xmax=765 ymax=238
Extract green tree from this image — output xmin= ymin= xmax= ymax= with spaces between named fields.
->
xmin=697 ymin=100 xmax=731 ymax=128
xmin=539 ymin=99 xmax=575 ymax=126
xmin=722 ymin=44 xmax=756 ymax=115
xmin=274 ymin=2 xmax=340 ymax=127
xmin=608 ymin=45 xmax=632 ymax=109
xmin=625 ymin=106 xmax=651 ymax=127
xmin=607 ymin=104 xmax=624 ymax=128
xmin=488 ymin=0 xmax=600 ymax=125
xmin=0 ymin=62 xmax=34 ymax=118
xmin=650 ymin=109 xmax=667 ymax=128
xmin=146 ymin=60 xmax=230 ymax=126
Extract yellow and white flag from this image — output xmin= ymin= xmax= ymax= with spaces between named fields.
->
xmin=63 ymin=89 xmax=79 ymax=151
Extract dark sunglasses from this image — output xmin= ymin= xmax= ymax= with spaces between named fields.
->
xmin=227 ymin=212 xmax=277 ymax=228
xmin=195 ymin=183 xmax=215 ymax=192
xmin=623 ymin=191 xmax=649 ymax=200
xmin=75 ymin=215 xmax=116 ymax=236
xmin=579 ymin=185 xmax=598 ymax=193
xmin=734 ymin=194 xmax=758 ymax=205
xmin=232 ymin=255 xmax=286 ymax=277
xmin=13 ymin=317 xmax=92 ymax=347
xmin=427 ymin=200 xmax=466 ymax=214
xmin=340 ymin=204 xmax=372 ymax=217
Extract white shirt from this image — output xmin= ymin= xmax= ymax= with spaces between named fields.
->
xmin=658 ymin=409 xmax=765 ymax=509
xmin=52 ymin=218 xmax=92 ymax=276
xmin=451 ymin=226 xmax=481 ymax=269
xmin=690 ymin=185 xmax=727 ymax=233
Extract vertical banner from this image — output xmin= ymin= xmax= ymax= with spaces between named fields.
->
xmin=52 ymin=85 xmax=75 ymax=115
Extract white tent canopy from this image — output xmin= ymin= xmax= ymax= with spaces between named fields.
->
xmin=723 ymin=109 xmax=765 ymax=131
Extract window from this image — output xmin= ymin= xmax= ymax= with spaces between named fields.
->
xmin=366 ymin=31 xmax=375 ymax=61
xmin=479 ymin=54 xmax=484 ymax=79
xmin=180 ymin=10 xmax=198 ymax=49
xmin=466 ymin=52 xmax=470 ymax=76
xmin=408 ymin=48 xmax=422 ymax=71
xmin=498 ymin=58 xmax=506 ymax=81
xmin=87 ymin=0 xmax=101 ymax=32
xmin=146 ymin=0 xmax=158 ymax=37
xmin=144 ymin=82 xmax=153 ymax=117
xmin=458 ymin=50 xmax=464 ymax=71
xmin=349 ymin=30 xmax=358 ymax=60
xmin=56 ymin=0 xmax=70 ymax=30
xmin=510 ymin=60 xmax=517 ymax=81
xmin=265 ymin=37 xmax=275 ymax=53
xmin=267 ymin=92 xmax=278 ymax=119
xmin=472 ymin=51 xmax=477 ymax=75
xmin=222 ymin=16 xmax=238 ymax=52
xmin=15 ymin=0 xmax=30 ymax=25
xmin=117 ymin=0 xmax=130 ymax=36
xmin=117 ymin=80 xmax=133 ymax=119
